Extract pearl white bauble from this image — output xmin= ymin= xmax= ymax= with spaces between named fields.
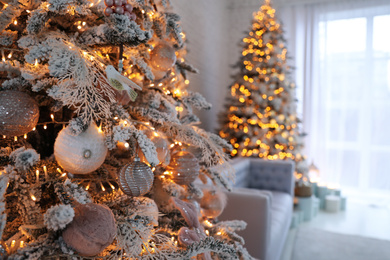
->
xmin=54 ymin=124 xmax=107 ymax=174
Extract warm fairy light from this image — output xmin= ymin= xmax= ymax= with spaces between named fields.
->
xmin=205 ymin=230 xmax=209 ymax=236
xmin=36 ymin=170 xmax=40 ymax=181
xmin=114 ymin=116 xmax=119 ymax=120
xmin=43 ymin=125 xmax=47 ymax=129
xmin=24 ymin=134 xmax=27 ymax=139
xmin=50 ymin=114 xmax=54 ymax=120
xmin=2 ymin=135 xmax=5 ymax=139
xmin=56 ymin=168 xmax=62 ymax=174
xmin=20 ymin=241 xmax=24 ymax=248
xmin=13 ymin=20 xmax=17 ymax=25
xmin=100 ymin=182 xmax=105 ymax=191
xmin=31 ymin=194 xmax=37 ymax=201
xmin=185 ymin=80 xmax=190 ymax=85
xmin=61 ymin=172 xmax=67 ymax=178
xmin=11 ymin=240 xmax=15 ymax=248
xmin=85 ymin=182 xmax=91 ymax=191
xmin=141 ymin=10 xmax=145 ymax=14
xmin=216 ymin=231 xmax=222 ymax=235
xmin=98 ymin=125 xmax=103 ymax=133
xmin=109 ymin=182 xmax=115 ymax=190
xmin=152 ymin=167 xmax=156 ymax=172
xmin=158 ymin=83 xmax=163 ymax=87
xmin=7 ymin=53 xmax=12 ymax=59
xmin=43 ymin=165 xmax=48 ymax=179
xmin=204 ymin=220 xmax=213 ymax=227
xmin=33 ymin=127 xmax=36 ymax=131
xmin=170 ymin=144 xmax=175 ymax=148
xmin=124 ymin=142 xmax=129 ymax=148
xmin=14 ymin=136 xmax=17 ymax=141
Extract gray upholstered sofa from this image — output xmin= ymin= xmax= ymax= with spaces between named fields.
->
xmin=219 ymin=157 xmax=295 ymax=260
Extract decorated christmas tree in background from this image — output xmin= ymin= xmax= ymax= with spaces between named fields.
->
xmin=219 ymin=0 xmax=309 ymax=180
xmin=0 ymin=0 xmax=253 ymax=259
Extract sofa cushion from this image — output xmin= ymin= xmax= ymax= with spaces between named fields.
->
xmin=248 ymin=159 xmax=295 ymax=196
xmin=231 ymin=157 xmax=251 ymax=187
xmin=268 ymin=191 xmax=293 ymax=260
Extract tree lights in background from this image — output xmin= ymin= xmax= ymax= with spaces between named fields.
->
xmin=219 ymin=0 xmax=309 ymax=177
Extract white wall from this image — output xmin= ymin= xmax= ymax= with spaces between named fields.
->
xmin=170 ymin=0 xmax=293 ymax=132
xmin=170 ymin=0 xmax=231 ymax=132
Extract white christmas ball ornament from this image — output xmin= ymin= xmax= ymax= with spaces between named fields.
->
xmin=54 ymin=124 xmax=107 ymax=174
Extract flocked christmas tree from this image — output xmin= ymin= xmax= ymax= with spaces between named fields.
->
xmin=0 ymin=0 xmax=253 ymax=259
xmin=219 ymin=0 xmax=308 ymax=178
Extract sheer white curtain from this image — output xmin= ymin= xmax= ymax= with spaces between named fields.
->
xmin=277 ymin=0 xmax=390 ymax=198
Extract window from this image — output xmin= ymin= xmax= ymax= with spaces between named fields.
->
xmin=314 ymin=8 xmax=390 ymax=194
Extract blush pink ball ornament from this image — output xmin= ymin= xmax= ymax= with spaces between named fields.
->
xmin=54 ymin=124 xmax=107 ymax=175
xmin=0 ymin=90 xmax=39 ymax=136
xmin=62 ymin=203 xmax=116 ymax=256
xmin=149 ymin=42 xmax=177 ymax=72
xmin=167 ymin=151 xmax=200 ymax=185
xmin=200 ymin=188 xmax=227 ymax=219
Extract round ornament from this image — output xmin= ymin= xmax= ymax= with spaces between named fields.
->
xmin=200 ymin=188 xmax=227 ymax=219
xmin=167 ymin=151 xmax=200 ymax=185
xmin=139 ymin=131 xmax=169 ymax=165
xmin=62 ymin=203 xmax=116 ymax=256
xmin=149 ymin=42 xmax=177 ymax=72
xmin=118 ymin=157 xmax=154 ymax=197
xmin=54 ymin=124 xmax=107 ymax=174
xmin=0 ymin=91 xmax=39 ymax=136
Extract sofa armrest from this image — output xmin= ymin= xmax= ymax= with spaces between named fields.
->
xmin=218 ymin=187 xmax=271 ymax=260
xmin=248 ymin=159 xmax=295 ymax=197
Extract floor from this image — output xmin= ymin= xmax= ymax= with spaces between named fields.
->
xmin=280 ymin=196 xmax=390 ymax=260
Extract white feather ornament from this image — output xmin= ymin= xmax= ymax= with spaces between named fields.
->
xmin=54 ymin=124 xmax=107 ymax=174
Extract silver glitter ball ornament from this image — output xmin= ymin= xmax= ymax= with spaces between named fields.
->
xmin=118 ymin=157 xmax=154 ymax=197
xmin=0 ymin=91 xmax=39 ymax=136
xmin=167 ymin=151 xmax=200 ymax=185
